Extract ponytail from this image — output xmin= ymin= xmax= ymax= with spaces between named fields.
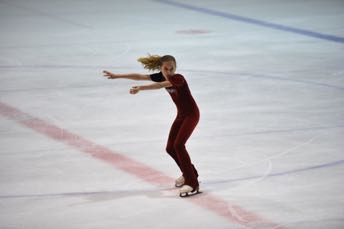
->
xmin=137 ymin=54 xmax=176 ymax=71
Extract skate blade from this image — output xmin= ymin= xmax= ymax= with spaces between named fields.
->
xmin=179 ymin=189 xmax=202 ymax=198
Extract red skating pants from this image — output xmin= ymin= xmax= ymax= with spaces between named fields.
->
xmin=166 ymin=112 xmax=199 ymax=189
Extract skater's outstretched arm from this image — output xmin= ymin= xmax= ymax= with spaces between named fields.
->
xmin=130 ymin=81 xmax=172 ymax=94
xmin=103 ymin=71 xmax=150 ymax=81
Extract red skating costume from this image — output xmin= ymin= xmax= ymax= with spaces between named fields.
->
xmin=150 ymin=72 xmax=200 ymax=195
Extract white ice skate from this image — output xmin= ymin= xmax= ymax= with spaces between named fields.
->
xmin=179 ymin=185 xmax=201 ymax=198
xmin=175 ymin=176 xmax=185 ymax=187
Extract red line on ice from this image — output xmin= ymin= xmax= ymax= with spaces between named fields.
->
xmin=0 ymin=101 xmax=286 ymax=229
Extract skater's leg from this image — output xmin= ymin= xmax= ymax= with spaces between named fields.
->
xmin=174 ymin=115 xmax=199 ymax=189
xmin=166 ymin=116 xmax=184 ymax=170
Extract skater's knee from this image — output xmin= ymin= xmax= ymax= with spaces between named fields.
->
xmin=173 ymin=143 xmax=185 ymax=152
xmin=166 ymin=145 xmax=174 ymax=154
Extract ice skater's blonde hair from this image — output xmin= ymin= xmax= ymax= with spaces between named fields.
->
xmin=137 ymin=54 xmax=176 ymax=71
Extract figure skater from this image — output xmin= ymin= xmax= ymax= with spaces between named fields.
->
xmin=103 ymin=54 xmax=200 ymax=197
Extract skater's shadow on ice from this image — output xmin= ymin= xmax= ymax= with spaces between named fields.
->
xmin=0 ymin=187 xmax=179 ymax=202
xmin=78 ymin=188 xmax=179 ymax=203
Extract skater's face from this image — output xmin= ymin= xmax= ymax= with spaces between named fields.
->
xmin=161 ymin=61 xmax=176 ymax=78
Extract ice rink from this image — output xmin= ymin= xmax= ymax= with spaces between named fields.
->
xmin=1 ymin=0 xmax=344 ymax=228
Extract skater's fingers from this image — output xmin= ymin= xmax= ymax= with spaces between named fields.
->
xmin=102 ymin=71 xmax=116 ymax=79
xmin=129 ymin=87 xmax=139 ymax=94
xmin=103 ymin=70 xmax=111 ymax=76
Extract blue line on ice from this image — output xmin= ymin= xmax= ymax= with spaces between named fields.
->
xmin=155 ymin=0 xmax=344 ymax=44
xmin=206 ymin=159 xmax=344 ymax=185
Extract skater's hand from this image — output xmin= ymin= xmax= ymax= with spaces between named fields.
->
xmin=103 ymin=70 xmax=117 ymax=79
xmin=130 ymin=86 xmax=140 ymax=94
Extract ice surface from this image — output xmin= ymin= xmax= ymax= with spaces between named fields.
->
xmin=1 ymin=0 xmax=343 ymax=228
